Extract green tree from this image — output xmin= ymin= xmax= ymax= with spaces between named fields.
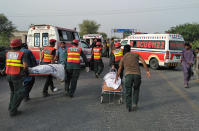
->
xmin=166 ymin=23 xmax=199 ymax=43
xmin=79 ymin=20 xmax=100 ymax=37
xmin=98 ymin=32 xmax=107 ymax=39
xmin=192 ymin=40 xmax=199 ymax=49
xmin=0 ymin=14 xmax=16 ymax=46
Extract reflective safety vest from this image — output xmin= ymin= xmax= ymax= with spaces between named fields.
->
xmin=93 ymin=47 xmax=102 ymax=60
xmin=43 ymin=46 xmax=55 ymax=63
xmin=113 ymin=48 xmax=123 ymax=62
xmin=6 ymin=51 xmax=24 ymax=75
xmin=67 ymin=46 xmax=82 ymax=63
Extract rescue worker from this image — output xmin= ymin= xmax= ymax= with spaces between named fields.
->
xmin=110 ymin=42 xmax=124 ymax=79
xmin=116 ymin=45 xmax=150 ymax=112
xmin=181 ymin=42 xmax=194 ymax=88
xmin=92 ymin=42 xmax=104 ymax=78
xmin=65 ymin=40 xmax=89 ymax=98
xmin=41 ymin=39 xmax=57 ymax=97
xmin=4 ymin=39 xmax=28 ymax=116
xmin=20 ymin=43 xmax=37 ymax=102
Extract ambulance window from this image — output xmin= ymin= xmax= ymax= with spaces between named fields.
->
xmin=66 ymin=31 xmax=73 ymax=41
xmin=62 ymin=31 xmax=68 ymax=40
xmin=34 ymin=33 xmax=40 ymax=47
xmin=74 ymin=32 xmax=80 ymax=40
xmin=121 ymin=40 xmax=128 ymax=46
xmin=42 ymin=33 xmax=49 ymax=47
xmin=58 ymin=30 xmax=63 ymax=41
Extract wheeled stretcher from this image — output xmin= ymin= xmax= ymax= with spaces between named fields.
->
xmin=100 ymin=82 xmax=123 ymax=104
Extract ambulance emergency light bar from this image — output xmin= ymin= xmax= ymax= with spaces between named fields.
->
xmin=127 ymin=34 xmax=183 ymax=40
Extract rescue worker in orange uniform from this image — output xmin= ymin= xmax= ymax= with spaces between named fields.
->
xmin=92 ymin=42 xmax=104 ymax=78
xmin=65 ymin=40 xmax=89 ymax=97
xmin=110 ymin=42 xmax=124 ymax=79
xmin=4 ymin=39 xmax=28 ymax=116
xmin=41 ymin=39 xmax=57 ymax=97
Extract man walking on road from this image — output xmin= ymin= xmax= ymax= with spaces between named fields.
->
xmin=116 ymin=45 xmax=150 ymax=112
xmin=92 ymin=42 xmax=104 ymax=78
xmin=20 ymin=43 xmax=37 ymax=102
xmin=3 ymin=39 xmax=29 ymax=116
xmin=65 ymin=40 xmax=89 ymax=97
xmin=181 ymin=42 xmax=195 ymax=88
xmin=41 ymin=39 xmax=58 ymax=97
xmin=55 ymin=42 xmax=67 ymax=66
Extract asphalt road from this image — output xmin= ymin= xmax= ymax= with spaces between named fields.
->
xmin=0 ymin=58 xmax=199 ymax=131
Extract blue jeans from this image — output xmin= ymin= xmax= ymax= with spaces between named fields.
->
xmin=24 ymin=76 xmax=35 ymax=98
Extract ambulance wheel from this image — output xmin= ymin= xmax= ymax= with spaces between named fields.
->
xmin=100 ymin=96 xmax=103 ymax=104
xmin=150 ymin=58 xmax=159 ymax=70
xmin=169 ymin=66 xmax=176 ymax=70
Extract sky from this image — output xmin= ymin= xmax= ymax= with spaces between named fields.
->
xmin=0 ymin=0 xmax=199 ymax=37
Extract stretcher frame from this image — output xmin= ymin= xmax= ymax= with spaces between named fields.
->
xmin=29 ymin=73 xmax=50 ymax=76
xmin=100 ymin=82 xmax=123 ymax=104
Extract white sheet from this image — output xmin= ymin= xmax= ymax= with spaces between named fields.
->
xmin=29 ymin=64 xmax=65 ymax=81
xmin=103 ymin=72 xmax=121 ymax=89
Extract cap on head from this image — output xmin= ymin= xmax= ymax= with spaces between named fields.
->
xmin=50 ymin=39 xmax=56 ymax=43
xmin=10 ymin=39 xmax=22 ymax=48
xmin=114 ymin=42 xmax=121 ymax=48
xmin=72 ymin=40 xmax=79 ymax=45
xmin=96 ymin=42 xmax=101 ymax=46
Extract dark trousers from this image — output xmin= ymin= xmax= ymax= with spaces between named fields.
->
xmin=7 ymin=75 xmax=25 ymax=113
xmin=24 ymin=76 xmax=35 ymax=98
xmin=65 ymin=69 xmax=80 ymax=96
xmin=125 ymin=74 xmax=141 ymax=108
xmin=43 ymin=75 xmax=54 ymax=94
xmin=106 ymin=48 xmax=110 ymax=58
xmin=115 ymin=64 xmax=124 ymax=80
xmin=182 ymin=65 xmax=192 ymax=86
xmin=94 ymin=59 xmax=104 ymax=75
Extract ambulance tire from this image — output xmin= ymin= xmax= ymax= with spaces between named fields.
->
xmin=169 ymin=66 xmax=176 ymax=70
xmin=149 ymin=58 xmax=159 ymax=70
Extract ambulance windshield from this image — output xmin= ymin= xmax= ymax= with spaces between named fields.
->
xmin=169 ymin=41 xmax=185 ymax=50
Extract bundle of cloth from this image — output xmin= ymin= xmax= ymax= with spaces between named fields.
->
xmin=29 ymin=64 xmax=65 ymax=81
xmin=103 ymin=71 xmax=121 ymax=89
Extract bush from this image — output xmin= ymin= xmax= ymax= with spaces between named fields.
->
xmin=0 ymin=34 xmax=10 ymax=47
xmin=192 ymin=40 xmax=199 ymax=49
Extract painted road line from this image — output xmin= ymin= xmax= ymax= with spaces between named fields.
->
xmin=157 ymin=70 xmax=199 ymax=112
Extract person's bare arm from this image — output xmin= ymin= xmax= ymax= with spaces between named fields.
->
xmin=115 ymin=58 xmax=123 ymax=82
xmin=139 ymin=56 xmax=150 ymax=78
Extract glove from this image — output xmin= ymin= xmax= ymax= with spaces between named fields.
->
xmin=86 ymin=67 xmax=90 ymax=72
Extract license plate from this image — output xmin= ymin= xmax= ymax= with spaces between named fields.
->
xmin=175 ymin=55 xmax=181 ymax=59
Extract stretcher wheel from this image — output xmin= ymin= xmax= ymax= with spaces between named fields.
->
xmin=100 ymin=95 xmax=103 ymax=104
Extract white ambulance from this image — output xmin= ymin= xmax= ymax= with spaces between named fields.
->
xmin=27 ymin=24 xmax=92 ymax=62
xmin=120 ymin=34 xmax=185 ymax=69
xmin=83 ymin=34 xmax=103 ymax=46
